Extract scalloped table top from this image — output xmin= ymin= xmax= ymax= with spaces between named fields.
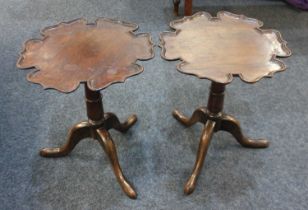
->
xmin=160 ymin=11 xmax=292 ymax=84
xmin=17 ymin=18 xmax=154 ymax=93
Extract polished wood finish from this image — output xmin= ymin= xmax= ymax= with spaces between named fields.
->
xmin=173 ymin=82 xmax=269 ymax=195
xmin=184 ymin=0 xmax=193 ymax=16
xmin=17 ymin=18 xmax=154 ymax=93
xmin=173 ymin=0 xmax=193 ymax=16
xmin=184 ymin=120 xmax=215 ymax=195
xmin=96 ymin=128 xmax=136 ymax=198
xmin=173 ymin=0 xmax=181 ymax=16
xmin=207 ymin=82 xmax=225 ymax=114
xmin=160 ymin=11 xmax=291 ymax=84
xmin=161 ymin=12 xmax=291 ymax=195
xmin=17 ymin=18 xmax=154 ymax=199
xmin=40 ymin=84 xmax=138 ymax=199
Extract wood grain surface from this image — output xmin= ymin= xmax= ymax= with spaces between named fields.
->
xmin=17 ymin=18 xmax=154 ymax=92
xmin=160 ymin=11 xmax=291 ymax=84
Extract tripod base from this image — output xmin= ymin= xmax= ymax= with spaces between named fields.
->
xmin=40 ymin=113 xmax=137 ymax=199
xmin=173 ymin=108 xmax=269 ymax=194
xmin=173 ymin=82 xmax=270 ymax=195
xmin=40 ymin=84 xmax=138 ymax=199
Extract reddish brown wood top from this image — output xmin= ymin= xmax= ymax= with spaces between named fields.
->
xmin=17 ymin=18 xmax=154 ymax=92
xmin=160 ymin=11 xmax=291 ymax=84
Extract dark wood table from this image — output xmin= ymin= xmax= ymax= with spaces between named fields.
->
xmin=160 ymin=11 xmax=291 ymax=195
xmin=17 ymin=18 xmax=154 ymax=199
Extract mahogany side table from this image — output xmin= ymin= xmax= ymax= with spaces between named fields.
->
xmin=16 ymin=18 xmax=154 ymax=199
xmin=160 ymin=11 xmax=291 ymax=195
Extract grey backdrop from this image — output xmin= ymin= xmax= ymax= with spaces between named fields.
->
xmin=0 ymin=0 xmax=307 ymax=209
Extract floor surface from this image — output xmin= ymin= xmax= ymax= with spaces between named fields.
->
xmin=0 ymin=0 xmax=307 ymax=209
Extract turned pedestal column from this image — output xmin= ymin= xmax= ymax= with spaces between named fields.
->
xmin=16 ymin=17 xmax=154 ymax=199
xmin=160 ymin=11 xmax=291 ymax=194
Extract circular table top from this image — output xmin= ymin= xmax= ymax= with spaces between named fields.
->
xmin=160 ymin=11 xmax=292 ymax=84
xmin=17 ymin=18 xmax=154 ymax=93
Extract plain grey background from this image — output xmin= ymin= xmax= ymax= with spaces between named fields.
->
xmin=0 ymin=0 xmax=307 ymax=209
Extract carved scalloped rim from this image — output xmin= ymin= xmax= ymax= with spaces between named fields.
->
xmin=173 ymin=56 xmax=288 ymax=84
xmin=16 ymin=18 xmax=155 ymax=93
xmin=169 ymin=11 xmax=264 ymax=30
xmin=259 ymin=29 xmax=292 ymax=57
xmin=23 ymin=64 xmax=145 ymax=94
xmin=159 ymin=11 xmax=292 ymax=84
xmin=16 ymin=38 xmax=43 ymax=69
xmin=133 ymin=33 xmax=155 ymax=61
xmin=40 ymin=18 xmax=139 ymax=36
xmin=26 ymin=68 xmax=81 ymax=93
xmin=87 ymin=64 xmax=144 ymax=91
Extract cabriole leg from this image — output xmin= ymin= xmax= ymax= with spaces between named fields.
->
xmin=220 ymin=114 xmax=269 ymax=148
xmin=172 ymin=107 xmax=208 ymax=127
xmin=96 ymin=128 xmax=137 ymax=199
xmin=40 ymin=121 xmax=92 ymax=157
xmin=184 ymin=120 xmax=215 ymax=195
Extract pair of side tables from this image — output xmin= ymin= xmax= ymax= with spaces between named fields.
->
xmin=17 ymin=11 xmax=291 ymax=199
